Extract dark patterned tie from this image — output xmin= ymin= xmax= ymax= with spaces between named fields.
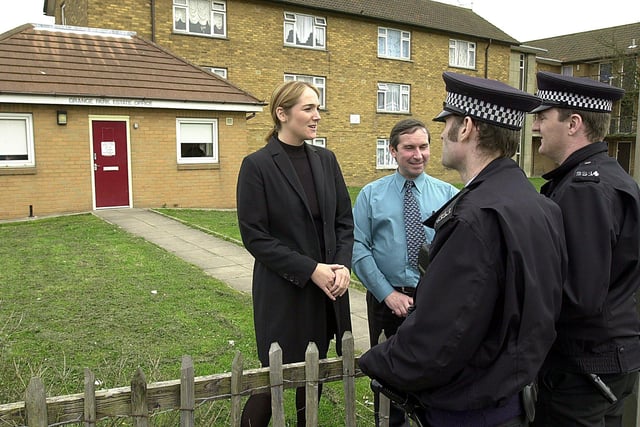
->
xmin=404 ymin=180 xmax=425 ymax=268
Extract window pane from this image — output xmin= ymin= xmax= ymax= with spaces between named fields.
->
xmin=181 ymin=122 xmax=213 ymax=142
xmin=213 ymin=13 xmax=224 ymax=35
xmin=284 ymin=22 xmax=294 ymax=43
xmin=296 ymin=15 xmax=313 ymax=46
xmin=376 ymin=139 xmax=396 ymax=169
xmin=378 ymin=35 xmax=386 ymax=55
xmin=1 ymin=114 xmax=34 ymax=165
xmin=1 ymin=120 xmax=28 ymax=156
xmin=315 ymin=27 xmax=325 ymax=47
xmin=174 ymin=7 xmax=187 ymax=30
xmin=177 ymin=119 xmax=217 ymax=163
xmin=599 ymin=63 xmax=613 ymax=83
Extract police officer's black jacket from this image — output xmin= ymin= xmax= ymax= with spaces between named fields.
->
xmin=358 ymin=157 xmax=567 ymax=411
xmin=541 ymin=141 xmax=640 ymax=373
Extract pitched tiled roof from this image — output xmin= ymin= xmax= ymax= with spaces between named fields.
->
xmin=0 ymin=24 xmax=264 ymax=108
xmin=269 ymin=0 xmax=519 ymax=44
xmin=524 ymin=22 xmax=640 ymax=63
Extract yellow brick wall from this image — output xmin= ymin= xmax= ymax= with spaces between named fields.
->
xmin=59 ymin=0 xmax=515 ymax=188
xmin=58 ymin=0 xmax=89 ymax=27
xmin=0 ymin=104 xmax=248 ymax=220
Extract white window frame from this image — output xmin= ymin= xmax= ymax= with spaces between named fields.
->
xmin=176 ymin=118 xmax=218 ymax=164
xmin=173 ymin=0 xmax=227 ymax=38
xmin=283 ymin=12 xmax=326 ymax=49
xmin=378 ymin=27 xmax=410 ymax=60
xmin=206 ymin=67 xmax=227 ymax=78
xmin=306 ymin=137 xmax=326 ymax=147
xmin=561 ymin=65 xmax=573 ymax=76
xmin=284 ymin=74 xmax=326 ymax=109
xmin=376 ymin=139 xmax=396 ymax=169
xmin=0 ymin=113 xmax=35 ymax=168
xmin=449 ymin=39 xmax=476 ymax=69
xmin=377 ymin=83 xmax=410 ymax=113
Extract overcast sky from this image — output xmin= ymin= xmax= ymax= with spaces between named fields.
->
xmin=1 ymin=0 xmax=639 ymax=42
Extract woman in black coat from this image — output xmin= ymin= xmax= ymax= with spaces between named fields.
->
xmin=236 ymin=81 xmax=354 ymax=426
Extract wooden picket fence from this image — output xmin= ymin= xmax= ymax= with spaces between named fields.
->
xmin=0 ymin=332 xmax=369 ymax=427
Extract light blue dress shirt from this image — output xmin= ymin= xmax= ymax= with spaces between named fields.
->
xmin=352 ymin=171 xmax=459 ymax=302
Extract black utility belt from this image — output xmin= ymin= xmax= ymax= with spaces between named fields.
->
xmin=393 ymin=286 xmax=416 ymax=296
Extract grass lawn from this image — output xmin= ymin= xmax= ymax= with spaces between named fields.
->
xmin=0 ymin=214 xmax=376 ymax=426
xmin=1 ymin=178 xmax=545 ymax=425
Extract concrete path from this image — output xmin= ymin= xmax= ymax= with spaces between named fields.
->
xmin=93 ymin=208 xmax=370 ymax=353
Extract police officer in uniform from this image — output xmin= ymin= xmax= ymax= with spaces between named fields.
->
xmin=358 ymin=72 xmax=568 ymax=427
xmin=531 ymin=72 xmax=640 ymax=427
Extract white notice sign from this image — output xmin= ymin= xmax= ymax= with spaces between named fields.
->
xmin=101 ymin=141 xmax=116 ymax=157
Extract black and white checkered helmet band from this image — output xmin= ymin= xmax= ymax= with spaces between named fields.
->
xmin=445 ymin=92 xmax=525 ymax=129
xmin=537 ymin=89 xmax=613 ymax=112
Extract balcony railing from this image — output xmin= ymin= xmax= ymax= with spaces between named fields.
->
xmin=610 ymin=115 xmax=638 ymax=134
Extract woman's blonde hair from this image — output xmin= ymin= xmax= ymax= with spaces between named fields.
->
xmin=266 ymin=81 xmax=320 ymax=142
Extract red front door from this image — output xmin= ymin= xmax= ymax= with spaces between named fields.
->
xmin=92 ymin=120 xmax=130 ymax=208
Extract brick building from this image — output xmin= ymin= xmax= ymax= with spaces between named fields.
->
xmin=43 ymin=0 xmax=519 ymax=186
xmin=0 ymin=24 xmax=263 ymax=220
xmin=524 ymin=23 xmax=640 ymax=178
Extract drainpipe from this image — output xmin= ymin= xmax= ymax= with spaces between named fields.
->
xmin=150 ymin=0 xmax=156 ymax=42
xmin=484 ymin=39 xmax=492 ymax=78
xmin=634 ymin=82 xmax=640 ymax=184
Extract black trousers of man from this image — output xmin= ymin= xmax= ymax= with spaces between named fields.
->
xmin=533 ymin=368 xmax=638 ymax=427
xmin=367 ymin=289 xmax=413 ymax=427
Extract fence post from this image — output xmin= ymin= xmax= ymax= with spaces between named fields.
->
xmin=305 ymin=342 xmax=319 ymax=427
xmin=269 ymin=342 xmax=285 ymax=427
xmin=341 ymin=332 xmax=357 ymax=427
xmin=25 ymin=377 xmax=47 ymax=427
xmin=180 ymin=355 xmax=195 ymax=427
xmin=84 ymin=368 xmax=96 ymax=427
xmin=131 ymin=367 xmax=148 ymax=427
xmin=230 ymin=351 xmax=243 ymax=427
xmin=377 ymin=332 xmax=390 ymax=427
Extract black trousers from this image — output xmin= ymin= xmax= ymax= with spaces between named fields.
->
xmin=367 ymin=290 xmax=413 ymax=427
xmin=533 ymin=368 xmax=638 ymax=427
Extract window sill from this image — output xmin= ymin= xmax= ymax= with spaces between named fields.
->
xmin=177 ymin=163 xmax=220 ymax=171
xmin=172 ymin=31 xmax=228 ymax=40
xmin=376 ymin=111 xmax=411 ymax=115
xmin=448 ymin=65 xmax=477 ymax=71
xmin=283 ymin=44 xmax=326 ymax=51
xmin=0 ymin=166 xmax=37 ymax=175
xmin=377 ymin=56 xmax=413 ymax=63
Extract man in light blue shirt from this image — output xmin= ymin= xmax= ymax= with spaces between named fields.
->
xmin=352 ymin=118 xmax=458 ymax=426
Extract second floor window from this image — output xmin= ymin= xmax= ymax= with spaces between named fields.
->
xmin=173 ymin=0 xmax=226 ymax=37
xmin=377 ymin=83 xmax=410 ymax=113
xmin=284 ymin=74 xmax=326 ymax=109
xmin=284 ymin=12 xmax=326 ymax=49
xmin=599 ymin=62 xmax=613 ymax=84
xmin=376 ymin=139 xmax=397 ymax=169
xmin=449 ymin=39 xmax=476 ymax=69
xmin=378 ymin=27 xmax=410 ymax=60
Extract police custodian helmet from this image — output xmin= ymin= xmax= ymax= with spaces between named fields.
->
xmin=433 ymin=71 xmax=541 ymax=130
xmin=532 ymin=71 xmax=625 ymax=113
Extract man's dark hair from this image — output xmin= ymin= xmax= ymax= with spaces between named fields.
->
xmin=389 ymin=119 xmax=429 ymax=149
xmin=557 ymin=109 xmax=611 ymax=142
xmin=446 ymin=115 xmax=520 ymax=158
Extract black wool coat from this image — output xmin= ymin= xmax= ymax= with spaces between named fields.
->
xmin=236 ymin=136 xmax=354 ymax=365
xmin=359 ymin=158 xmax=567 ymax=410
